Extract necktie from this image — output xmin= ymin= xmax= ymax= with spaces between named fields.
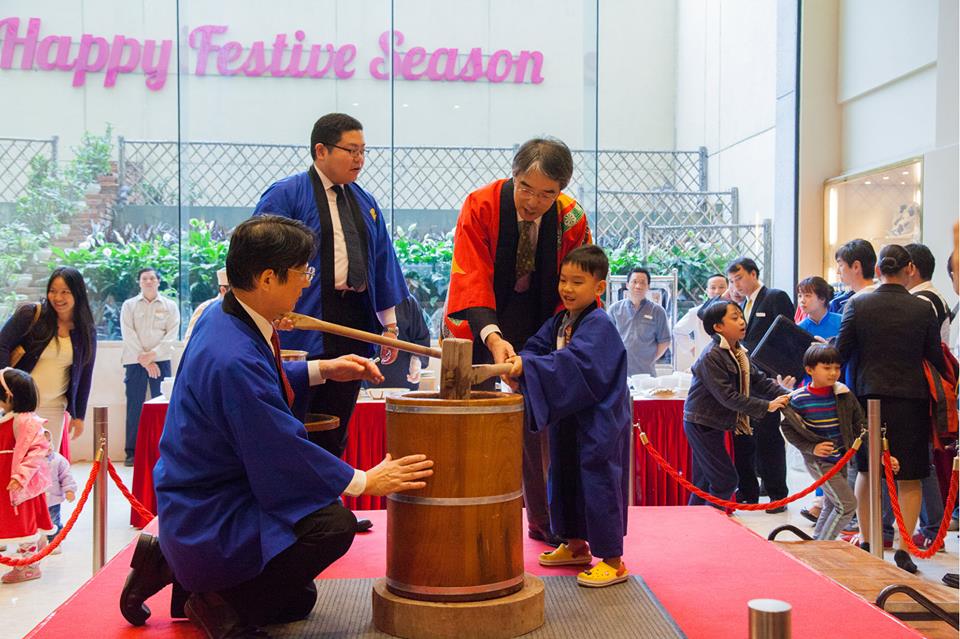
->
xmin=743 ymin=296 xmax=753 ymax=323
xmin=515 ymin=220 xmax=535 ymax=292
xmin=333 ymin=184 xmax=368 ymax=291
xmin=270 ymin=329 xmax=295 ymax=408
xmin=731 ymin=346 xmax=752 ymax=435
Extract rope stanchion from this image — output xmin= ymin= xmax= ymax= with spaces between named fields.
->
xmin=882 ymin=445 xmax=959 ymax=559
xmin=0 ymin=443 xmax=159 ymax=568
xmin=639 ymin=429 xmax=861 ymax=511
xmin=106 ymin=460 xmax=156 ymax=525
xmin=0 ymin=457 xmax=101 ymax=567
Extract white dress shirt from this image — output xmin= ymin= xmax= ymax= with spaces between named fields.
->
xmin=673 ymin=303 xmax=712 ymax=370
xmin=120 ymin=293 xmax=181 ymax=365
xmin=479 ymin=214 xmax=544 ymax=344
xmin=234 ymin=296 xmax=367 ymax=497
xmin=315 ymin=167 xmax=396 ymax=328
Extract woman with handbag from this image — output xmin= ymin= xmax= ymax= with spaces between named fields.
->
xmin=0 ymin=267 xmax=97 ymax=450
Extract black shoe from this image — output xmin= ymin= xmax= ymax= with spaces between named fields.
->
xmin=799 ymin=508 xmax=819 ymax=524
xmin=171 ymin=580 xmax=190 ymax=618
xmin=942 ymin=573 xmax=958 ymax=589
xmin=185 ymin=592 xmax=272 ymax=638
xmin=528 ymin=527 xmax=564 ymax=547
xmin=894 ymin=549 xmax=918 ymax=574
xmin=120 ymin=533 xmax=174 ymax=626
xmin=859 ymin=542 xmax=870 ymax=553
xmin=124 ymin=457 xmax=135 ymax=467
xmin=356 ymin=518 xmax=373 ymax=533
xmin=765 ymin=505 xmax=787 ymax=514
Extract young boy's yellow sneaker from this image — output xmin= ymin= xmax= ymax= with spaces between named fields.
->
xmin=576 ymin=561 xmax=629 ymax=587
xmin=538 ymin=543 xmax=593 ymax=566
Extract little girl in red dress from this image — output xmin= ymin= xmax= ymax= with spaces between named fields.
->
xmin=0 ymin=367 xmax=53 ymax=583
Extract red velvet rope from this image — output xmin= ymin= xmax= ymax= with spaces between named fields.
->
xmin=882 ymin=447 xmax=959 ymax=559
xmin=105 ymin=460 xmax=157 ymax=524
xmin=0 ymin=458 xmax=101 ymax=567
xmin=640 ymin=431 xmax=860 ymax=511
xmin=1 ymin=456 xmax=157 ymax=567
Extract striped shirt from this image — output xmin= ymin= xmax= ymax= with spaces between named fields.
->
xmin=789 ymin=384 xmax=843 ymax=462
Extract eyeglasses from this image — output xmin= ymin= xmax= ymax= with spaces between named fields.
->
xmin=326 ymin=143 xmax=367 ymax=159
xmin=289 ymin=266 xmax=316 ymax=283
xmin=515 ymin=183 xmax=558 ymax=204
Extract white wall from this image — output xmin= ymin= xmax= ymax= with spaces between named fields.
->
xmin=675 ymin=0 xmax=788 ymax=289
xmin=799 ymin=0 xmax=958 ymax=305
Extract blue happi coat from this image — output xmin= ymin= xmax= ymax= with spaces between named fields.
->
xmin=154 ymin=293 xmax=355 ymax=592
xmin=253 ymin=170 xmax=407 ymax=357
xmin=519 ymin=303 xmax=632 ymax=558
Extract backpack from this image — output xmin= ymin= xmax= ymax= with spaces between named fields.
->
xmin=924 ymin=345 xmax=959 ymax=447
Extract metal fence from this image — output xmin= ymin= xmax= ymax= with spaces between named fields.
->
xmin=595 ymin=188 xmax=738 ymax=244
xmin=116 ymin=138 xmax=707 ymax=212
xmin=640 ymin=221 xmax=772 ymax=303
xmin=0 ymin=136 xmax=58 ymax=204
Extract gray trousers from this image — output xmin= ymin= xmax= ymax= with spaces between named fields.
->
xmin=804 ymin=456 xmax=857 ymax=540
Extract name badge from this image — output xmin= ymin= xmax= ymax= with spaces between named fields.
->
xmin=755 ymin=312 xmax=766 ymax=317
xmin=643 ymin=314 xmax=653 ymax=319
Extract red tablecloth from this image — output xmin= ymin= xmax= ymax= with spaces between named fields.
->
xmin=129 ymin=399 xmax=389 ymax=526
xmin=341 ymin=401 xmax=387 ymax=511
xmin=129 ymin=397 xmax=701 ymax=524
xmin=130 ymin=399 xmax=168 ymax=528
xmin=632 ymin=398 xmax=690 ymax=506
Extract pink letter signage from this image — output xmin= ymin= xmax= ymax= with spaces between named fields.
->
xmin=0 ymin=18 xmax=545 ymax=90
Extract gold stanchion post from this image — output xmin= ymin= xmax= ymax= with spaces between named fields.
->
xmin=92 ymin=406 xmax=108 ymax=572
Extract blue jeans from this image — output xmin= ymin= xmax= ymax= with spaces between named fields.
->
xmin=47 ymin=503 xmax=62 ymax=542
xmin=124 ymin=361 xmax=171 ymax=459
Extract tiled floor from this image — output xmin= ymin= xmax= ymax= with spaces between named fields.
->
xmin=1 ymin=461 xmax=956 ymax=639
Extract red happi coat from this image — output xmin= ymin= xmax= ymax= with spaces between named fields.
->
xmin=444 ymin=178 xmax=592 ymax=342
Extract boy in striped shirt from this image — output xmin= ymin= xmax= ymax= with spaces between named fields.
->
xmin=781 ymin=344 xmax=867 ymax=540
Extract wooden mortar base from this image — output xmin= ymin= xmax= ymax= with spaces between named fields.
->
xmin=372 ymin=573 xmax=545 ymax=639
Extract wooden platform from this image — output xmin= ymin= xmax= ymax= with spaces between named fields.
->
xmin=774 ymin=540 xmax=959 ymax=639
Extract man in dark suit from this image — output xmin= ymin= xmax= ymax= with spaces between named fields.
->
xmin=727 ymin=257 xmax=795 ymax=510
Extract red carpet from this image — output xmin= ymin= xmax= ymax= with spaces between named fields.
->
xmin=26 ymin=507 xmax=921 ymax=638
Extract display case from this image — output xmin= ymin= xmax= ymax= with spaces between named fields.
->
xmin=822 ymin=158 xmax=922 ymax=285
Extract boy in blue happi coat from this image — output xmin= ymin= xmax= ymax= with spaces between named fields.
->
xmin=505 ymin=245 xmax=632 ymax=588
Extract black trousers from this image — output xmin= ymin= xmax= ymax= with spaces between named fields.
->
xmin=216 ymin=503 xmax=357 ymax=627
xmin=734 ymin=411 xmax=788 ymax=502
xmin=307 ymin=290 xmax=372 ymax=459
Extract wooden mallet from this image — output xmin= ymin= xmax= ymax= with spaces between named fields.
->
xmin=285 ymin=314 xmax=513 ymax=399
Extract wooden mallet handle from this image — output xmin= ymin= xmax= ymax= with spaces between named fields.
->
xmin=285 ymin=312 xmax=442 ymax=359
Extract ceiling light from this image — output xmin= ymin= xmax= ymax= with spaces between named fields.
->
xmin=901 ymin=171 xmax=909 ymax=175
xmin=864 ymin=180 xmax=872 ymax=185
xmin=882 ymin=176 xmax=890 ymax=180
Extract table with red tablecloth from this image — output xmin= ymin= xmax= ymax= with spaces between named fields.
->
xmin=130 ymin=396 xmax=722 ymax=525
xmin=130 ymin=398 xmax=168 ymax=528
xmin=633 ymin=398 xmax=692 ymax=506
xmin=128 ymin=398 xmax=389 ymax=526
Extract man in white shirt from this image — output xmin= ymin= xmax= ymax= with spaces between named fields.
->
xmin=120 ymin=267 xmax=180 ymax=466
xmin=183 ymin=267 xmax=229 ymax=343
xmin=904 ymin=243 xmax=953 ymax=343
xmin=673 ymin=273 xmax=728 ymax=370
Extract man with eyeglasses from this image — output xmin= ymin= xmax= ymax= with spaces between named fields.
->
xmin=254 ymin=114 xmax=407 ymax=534
xmin=444 ymin=138 xmax=592 ymax=548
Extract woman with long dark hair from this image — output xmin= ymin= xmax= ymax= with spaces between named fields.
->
xmin=0 ymin=267 xmax=97 ymax=449
xmin=836 ymin=244 xmax=947 ymax=573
